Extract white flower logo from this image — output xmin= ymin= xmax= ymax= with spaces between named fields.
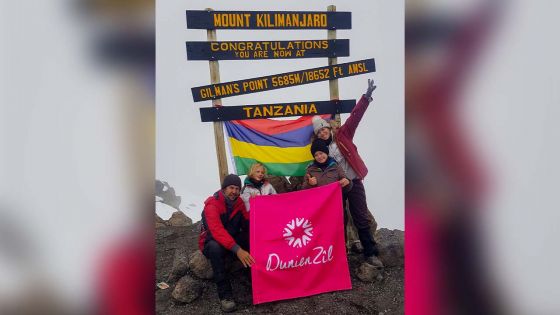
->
xmin=283 ymin=217 xmax=313 ymax=248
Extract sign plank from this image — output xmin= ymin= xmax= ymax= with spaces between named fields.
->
xmin=186 ymin=11 xmax=351 ymax=30
xmin=186 ymin=39 xmax=349 ymax=60
xmin=199 ymin=100 xmax=356 ymax=122
xmin=192 ymin=58 xmax=375 ymax=102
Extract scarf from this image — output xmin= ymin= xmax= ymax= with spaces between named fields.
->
xmin=313 ymin=157 xmax=336 ymax=171
xmin=244 ymin=176 xmax=264 ymax=189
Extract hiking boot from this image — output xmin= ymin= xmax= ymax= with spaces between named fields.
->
xmin=220 ymin=299 xmax=236 ymax=313
xmin=365 ymin=255 xmax=384 ymax=268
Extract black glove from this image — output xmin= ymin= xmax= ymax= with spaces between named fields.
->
xmin=365 ymin=79 xmax=376 ymax=99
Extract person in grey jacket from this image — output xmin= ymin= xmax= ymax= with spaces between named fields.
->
xmin=240 ymin=163 xmax=277 ymax=211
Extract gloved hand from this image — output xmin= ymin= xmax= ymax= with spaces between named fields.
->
xmin=365 ymin=78 xmax=377 ymax=99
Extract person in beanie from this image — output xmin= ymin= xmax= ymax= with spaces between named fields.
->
xmin=240 ymin=163 xmax=277 ymax=211
xmin=199 ymin=174 xmax=254 ymax=312
xmin=302 ymin=139 xmax=352 ymax=194
xmin=310 ymin=79 xmax=383 ymax=268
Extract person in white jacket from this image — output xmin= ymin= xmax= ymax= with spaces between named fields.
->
xmin=240 ymin=163 xmax=277 ymax=211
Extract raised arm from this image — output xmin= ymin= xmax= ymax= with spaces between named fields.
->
xmin=339 ymin=79 xmax=377 ymax=140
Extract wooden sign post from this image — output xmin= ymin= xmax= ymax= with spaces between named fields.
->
xmin=206 ymin=8 xmax=228 ymax=183
xmin=328 ymin=5 xmax=341 ymax=127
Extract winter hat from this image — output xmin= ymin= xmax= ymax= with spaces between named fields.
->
xmin=311 ymin=139 xmax=330 ymax=156
xmin=312 ymin=115 xmax=331 ymax=135
xmin=221 ymin=174 xmax=241 ymax=189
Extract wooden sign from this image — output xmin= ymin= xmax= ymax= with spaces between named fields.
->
xmin=192 ymin=58 xmax=375 ymax=102
xmin=199 ymin=100 xmax=356 ymax=122
xmin=186 ymin=10 xmax=351 ymax=30
xmin=186 ymin=39 xmax=349 ymax=60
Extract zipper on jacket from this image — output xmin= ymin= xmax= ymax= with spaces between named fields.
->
xmin=339 ymin=141 xmax=351 ymax=156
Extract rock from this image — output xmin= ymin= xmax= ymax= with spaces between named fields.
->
xmin=167 ymin=211 xmax=192 ymax=227
xmin=167 ymin=248 xmax=190 ymax=282
xmin=156 ymin=213 xmax=167 ymax=228
xmin=356 ymin=261 xmax=383 ymax=283
xmin=188 ymin=250 xmax=213 ymax=280
xmin=267 ymin=176 xmax=290 ymax=193
xmin=171 ymin=275 xmax=202 ymax=303
xmin=288 ymin=176 xmax=305 ymax=191
xmin=375 ymin=228 xmax=404 ymax=267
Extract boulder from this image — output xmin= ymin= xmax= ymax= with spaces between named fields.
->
xmin=167 ymin=248 xmax=190 ymax=282
xmin=171 ymin=275 xmax=202 ymax=303
xmin=267 ymin=176 xmax=290 ymax=193
xmin=167 ymin=211 xmax=192 ymax=227
xmin=155 ymin=214 xmax=167 ymax=228
xmin=356 ymin=261 xmax=383 ymax=283
xmin=375 ymin=228 xmax=404 ymax=267
xmin=288 ymin=176 xmax=305 ymax=191
xmin=188 ymin=250 xmax=213 ymax=280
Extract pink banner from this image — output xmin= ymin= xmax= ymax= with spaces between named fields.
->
xmin=250 ymin=182 xmax=351 ymax=304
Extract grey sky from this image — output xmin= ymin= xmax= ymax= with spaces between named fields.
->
xmin=156 ymin=0 xmax=404 ymax=229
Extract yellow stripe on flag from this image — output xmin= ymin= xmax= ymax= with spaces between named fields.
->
xmin=229 ymin=137 xmax=311 ymax=164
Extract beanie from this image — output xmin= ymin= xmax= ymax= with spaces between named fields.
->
xmin=221 ymin=174 xmax=241 ymax=189
xmin=311 ymin=139 xmax=330 ymax=156
xmin=312 ymin=115 xmax=331 ymax=135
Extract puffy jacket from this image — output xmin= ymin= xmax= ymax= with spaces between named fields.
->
xmin=302 ymin=158 xmax=353 ymax=193
xmin=198 ymin=190 xmax=249 ymax=252
xmin=334 ymin=95 xmax=371 ymax=179
xmin=240 ymin=179 xmax=277 ymax=211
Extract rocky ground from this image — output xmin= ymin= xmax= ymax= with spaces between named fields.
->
xmin=156 ymin=222 xmax=404 ymax=314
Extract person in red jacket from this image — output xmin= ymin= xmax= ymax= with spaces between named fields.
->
xmin=199 ymin=174 xmax=255 ymax=312
xmin=311 ymin=79 xmax=383 ymax=268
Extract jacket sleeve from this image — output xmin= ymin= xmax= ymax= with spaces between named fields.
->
xmin=203 ymin=204 xmax=238 ymax=252
xmin=301 ymin=172 xmax=312 ymax=190
xmin=240 ymin=187 xmax=252 ymax=212
xmin=339 ymin=95 xmax=371 ymax=140
xmin=268 ymin=183 xmax=277 ymax=195
xmin=337 ymin=165 xmax=348 ymax=181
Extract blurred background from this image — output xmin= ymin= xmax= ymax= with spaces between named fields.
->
xmin=406 ymin=0 xmax=560 ymax=314
xmin=0 ymin=0 xmax=559 ymax=314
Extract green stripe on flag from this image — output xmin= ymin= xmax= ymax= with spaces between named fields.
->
xmin=234 ymin=156 xmax=311 ymax=176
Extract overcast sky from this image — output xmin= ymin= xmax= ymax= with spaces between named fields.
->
xmin=156 ymin=0 xmax=404 ymax=229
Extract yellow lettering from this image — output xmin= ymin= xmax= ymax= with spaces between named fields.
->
xmin=314 ymin=14 xmax=320 ymax=27
xmin=284 ymin=105 xmax=293 ymax=116
xmin=361 ymin=62 xmax=369 ymax=72
xmin=213 ymin=85 xmax=221 ymax=97
xmin=263 ymin=106 xmax=273 ymax=117
xmin=348 ymin=63 xmax=359 ymax=74
xmin=256 ymin=14 xmax=264 ymax=27
xmin=292 ymin=14 xmax=299 ymax=27
xmin=276 ymin=14 xmax=285 ymax=27
xmin=243 ymin=107 xmax=252 ymax=118
xmin=213 ymin=14 xmax=222 ymax=27
xmin=321 ymin=14 xmax=327 ymax=27
xmin=274 ymin=106 xmax=282 ymax=116
xmin=253 ymin=107 xmax=262 ymax=118
xmin=309 ymin=104 xmax=317 ymax=114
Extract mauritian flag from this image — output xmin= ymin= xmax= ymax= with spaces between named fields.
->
xmin=224 ymin=115 xmax=329 ymax=176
